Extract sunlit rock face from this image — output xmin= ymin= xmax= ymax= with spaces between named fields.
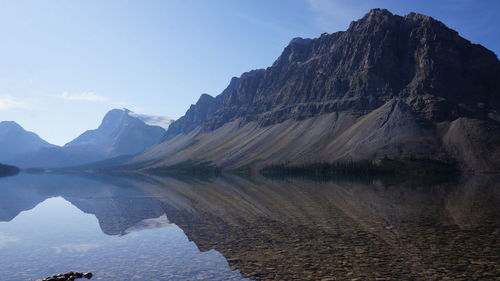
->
xmin=133 ymin=9 xmax=500 ymax=173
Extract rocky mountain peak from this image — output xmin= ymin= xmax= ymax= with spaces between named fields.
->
xmin=358 ymin=8 xmax=395 ymax=23
xmin=0 ymin=121 xmax=23 ymax=130
xmin=405 ymin=11 xmax=438 ymax=23
xmin=0 ymin=121 xmax=52 ymax=143
xmin=99 ymin=109 xmax=128 ymax=127
xmin=289 ymin=37 xmax=313 ymax=46
xmin=197 ymin=93 xmax=216 ymax=105
xmin=345 ymin=8 xmax=399 ymax=34
xmin=184 ymin=8 xmax=498 ymax=130
xmin=133 ymin=9 xmax=500 ymax=173
xmin=163 ymin=93 xmax=223 ymax=138
xmin=66 ymin=108 xmax=165 ymax=148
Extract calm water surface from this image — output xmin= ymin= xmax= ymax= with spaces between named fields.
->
xmin=0 ymin=173 xmax=499 ymax=280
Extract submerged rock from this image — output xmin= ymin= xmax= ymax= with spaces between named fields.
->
xmin=37 ymin=272 xmax=93 ymax=281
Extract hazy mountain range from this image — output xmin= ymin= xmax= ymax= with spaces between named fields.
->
xmin=1 ymin=9 xmax=499 ymax=173
xmin=1 ymin=109 xmax=172 ymax=168
xmin=0 ymin=121 xmax=56 ymax=163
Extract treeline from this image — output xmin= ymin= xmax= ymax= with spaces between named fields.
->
xmin=260 ymin=157 xmax=459 ymax=180
xmin=146 ymin=161 xmax=221 ymax=178
xmin=261 ymin=161 xmax=389 ymax=178
xmin=0 ymin=163 xmax=20 ymax=177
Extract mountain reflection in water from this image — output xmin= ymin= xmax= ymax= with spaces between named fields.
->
xmin=0 ymin=173 xmax=499 ymax=280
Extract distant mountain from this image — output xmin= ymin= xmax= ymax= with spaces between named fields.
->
xmin=0 ymin=121 xmax=56 ymax=163
xmin=131 ymin=9 xmax=500 ymax=173
xmin=65 ymin=109 xmax=167 ymax=156
xmin=10 ymin=109 xmax=168 ymax=168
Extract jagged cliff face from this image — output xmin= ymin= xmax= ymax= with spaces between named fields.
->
xmin=167 ymin=9 xmax=500 ymax=130
xmin=135 ymin=9 xmax=500 ymax=172
xmin=164 ymin=94 xmax=222 ymax=138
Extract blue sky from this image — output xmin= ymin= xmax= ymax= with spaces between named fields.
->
xmin=0 ymin=0 xmax=499 ymax=145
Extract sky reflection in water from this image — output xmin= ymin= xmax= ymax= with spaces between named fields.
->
xmin=0 ymin=174 xmax=248 ymax=281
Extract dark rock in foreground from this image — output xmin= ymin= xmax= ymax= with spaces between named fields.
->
xmin=38 ymin=272 xmax=92 ymax=281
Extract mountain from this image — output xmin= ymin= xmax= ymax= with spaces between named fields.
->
xmin=130 ymin=9 xmax=500 ymax=173
xmin=65 ymin=109 xmax=166 ymax=156
xmin=0 ymin=121 xmax=56 ymax=163
xmin=10 ymin=109 xmax=168 ymax=168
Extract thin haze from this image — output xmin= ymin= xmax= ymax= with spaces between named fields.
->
xmin=0 ymin=0 xmax=498 ymax=145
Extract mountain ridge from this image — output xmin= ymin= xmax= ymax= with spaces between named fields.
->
xmin=0 ymin=121 xmax=57 ymax=164
xmin=8 ymin=109 xmax=168 ymax=168
xmin=130 ymin=9 xmax=500 ymax=173
xmin=162 ymin=9 xmax=499 ymax=137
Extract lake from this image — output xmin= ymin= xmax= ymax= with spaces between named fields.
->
xmin=0 ymin=173 xmax=499 ymax=280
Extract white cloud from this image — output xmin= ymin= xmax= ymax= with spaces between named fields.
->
xmin=52 ymin=243 xmax=101 ymax=254
xmin=125 ymin=214 xmax=173 ymax=234
xmin=61 ymin=91 xmax=109 ymax=102
xmin=0 ymin=232 xmax=21 ymax=248
xmin=0 ymin=95 xmax=29 ymax=111
xmin=129 ymin=112 xmax=176 ymax=129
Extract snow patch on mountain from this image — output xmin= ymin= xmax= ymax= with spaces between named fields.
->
xmin=128 ymin=112 xmax=175 ymax=129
